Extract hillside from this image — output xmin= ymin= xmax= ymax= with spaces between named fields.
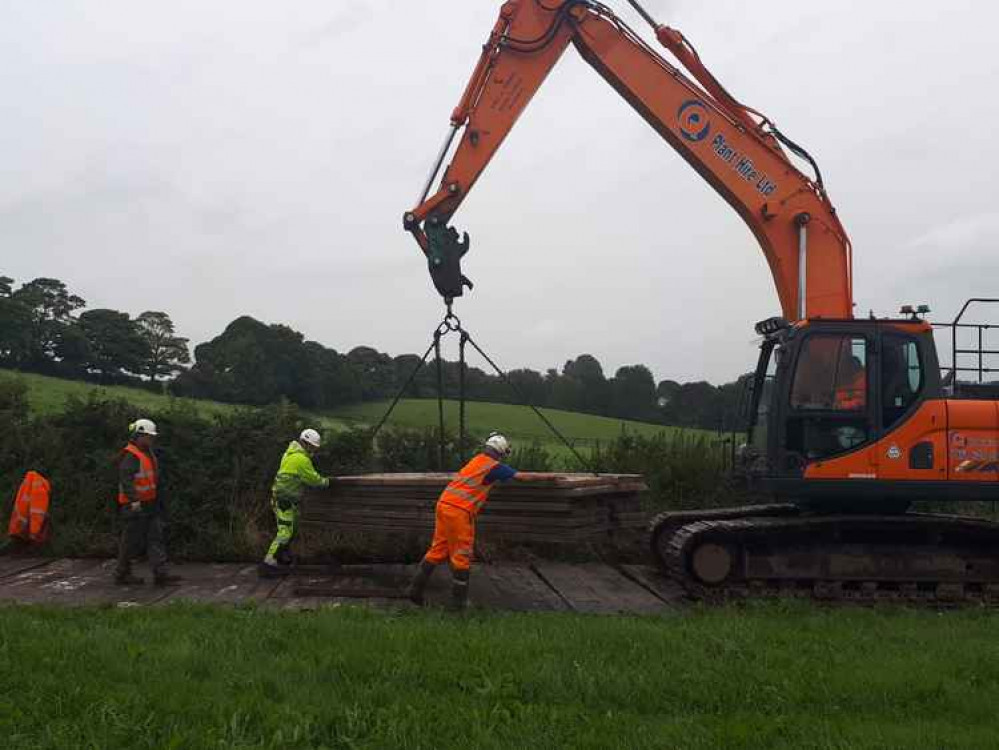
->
xmin=6 ymin=370 xmax=240 ymax=417
xmin=327 ymin=398 xmax=702 ymax=447
xmin=3 ymin=371 xmax=695 ymax=449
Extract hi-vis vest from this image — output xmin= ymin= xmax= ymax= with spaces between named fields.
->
xmin=117 ymin=444 xmax=158 ymax=506
xmin=438 ymin=453 xmax=499 ymax=516
xmin=834 ymin=371 xmax=867 ymax=411
xmin=7 ymin=470 xmax=51 ymax=544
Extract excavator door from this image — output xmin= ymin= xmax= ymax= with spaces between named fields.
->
xmin=874 ymin=327 xmax=948 ymax=482
xmin=781 ymin=326 xmax=876 ymax=475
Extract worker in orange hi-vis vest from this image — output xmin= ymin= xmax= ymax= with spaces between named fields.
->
xmin=834 ymin=356 xmax=867 ymax=411
xmin=114 ymin=419 xmax=182 ymax=586
xmin=407 ymin=432 xmax=518 ymax=611
xmin=7 ymin=470 xmax=51 ymax=545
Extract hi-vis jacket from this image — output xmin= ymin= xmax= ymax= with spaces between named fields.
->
xmin=272 ymin=441 xmax=329 ymax=505
xmin=8 ymin=470 xmax=51 ymax=544
xmin=438 ymin=453 xmax=503 ymax=517
xmin=117 ymin=443 xmax=158 ymax=506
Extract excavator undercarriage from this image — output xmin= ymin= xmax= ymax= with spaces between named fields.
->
xmin=651 ymin=506 xmax=999 ymax=605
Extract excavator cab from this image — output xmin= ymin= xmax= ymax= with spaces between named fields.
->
xmin=744 ymin=315 xmax=942 ymax=507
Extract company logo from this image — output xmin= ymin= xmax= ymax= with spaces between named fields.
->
xmin=887 ymin=444 xmax=902 ymax=460
xmin=678 ymin=99 xmax=711 ymax=142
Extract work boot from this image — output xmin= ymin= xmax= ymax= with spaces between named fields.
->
xmin=447 ymin=569 xmax=470 ymax=612
xmin=407 ymin=560 xmax=438 ymax=606
xmin=153 ymin=572 xmax=183 ymax=587
xmin=114 ymin=573 xmax=145 ymax=586
xmin=258 ymin=561 xmax=290 ymax=578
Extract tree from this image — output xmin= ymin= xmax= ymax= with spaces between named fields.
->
xmin=610 ymin=364 xmax=657 ymax=421
xmin=10 ymin=277 xmax=85 ymax=369
xmin=506 ymin=368 xmax=548 ymax=406
xmin=563 ymin=354 xmax=612 ymax=415
xmin=78 ymin=309 xmax=148 ymax=382
xmin=0 ymin=276 xmax=33 ymax=366
xmin=136 ymin=311 xmax=190 ymax=380
xmin=346 ymin=346 xmax=397 ymax=401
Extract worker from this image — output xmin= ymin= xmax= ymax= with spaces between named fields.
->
xmin=115 ymin=419 xmax=181 ymax=586
xmin=407 ymin=432 xmax=518 ymax=611
xmin=259 ymin=428 xmax=331 ymax=577
xmin=834 ymin=355 xmax=867 ymax=410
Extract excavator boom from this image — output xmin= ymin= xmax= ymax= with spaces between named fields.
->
xmin=404 ymin=0 xmax=853 ymax=320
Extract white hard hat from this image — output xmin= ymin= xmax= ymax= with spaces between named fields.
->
xmin=485 ymin=431 xmax=511 ymax=457
xmin=299 ymin=428 xmax=322 ymax=448
xmin=131 ymin=418 xmax=158 ymax=437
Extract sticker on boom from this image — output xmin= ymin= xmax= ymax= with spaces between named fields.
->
xmin=677 ymin=99 xmax=779 ymax=197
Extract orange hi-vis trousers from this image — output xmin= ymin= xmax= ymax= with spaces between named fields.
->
xmin=424 ymin=501 xmax=475 ymax=572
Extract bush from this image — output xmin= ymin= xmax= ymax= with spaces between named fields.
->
xmin=0 ymin=375 xmax=737 ymax=562
xmin=587 ymin=431 xmax=734 ymax=511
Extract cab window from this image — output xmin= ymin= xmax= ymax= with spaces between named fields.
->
xmin=784 ymin=333 xmax=871 ymax=463
xmin=790 ymin=335 xmax=868 ymax=411
xmin=881 ymin=335 xmax=923 ymax=429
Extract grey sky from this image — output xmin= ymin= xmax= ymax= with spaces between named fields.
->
xmin=2 ymin=1 xmax=997 ymax=385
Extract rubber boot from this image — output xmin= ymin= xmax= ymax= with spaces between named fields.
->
xmin=276 ymin=547 xmax=295 ymax=567
xmin=258 ymin=561 xmax=290 ymax=578
xmin=447 ymin=569 xmax=470 ymax=612
xmin=407 ymin=560 xmax=438 ymax=606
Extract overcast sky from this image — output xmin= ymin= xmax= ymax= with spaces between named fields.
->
xmin=2 ymin=1 xmax=997 ymax=385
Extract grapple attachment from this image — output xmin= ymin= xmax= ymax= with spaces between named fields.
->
xmin=425 ymin=218 xmax=473 ymax=302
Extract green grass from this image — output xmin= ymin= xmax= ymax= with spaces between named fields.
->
xmin=4 ymin=370 xmax=358 ymax=431
xmin=1 ymin=601 xmax=998 ymax=749
xmin=328 ymin=398 xmax=701 ymax=447
xmin=6 ymin=371 xmax=693 ymax=450
xmin=7 ymin=369 xmax=242 ymax=418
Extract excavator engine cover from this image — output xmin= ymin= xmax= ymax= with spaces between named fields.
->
xmin=425 ymin=218 xmax=473 ymax=302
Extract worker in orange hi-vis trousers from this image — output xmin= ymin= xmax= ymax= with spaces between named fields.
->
xmin=407 ymin=432 xmax=518 ymax=611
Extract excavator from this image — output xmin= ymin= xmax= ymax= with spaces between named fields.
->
xmin=402 ymin=0 xmax=999 ymax=604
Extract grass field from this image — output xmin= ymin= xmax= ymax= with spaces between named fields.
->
xmin=6 ymin=370 xmax=243 ymax=418
xmin=5 ymin=369 xmax=696 ymax=450
xmin=328 ymin=398 xmax=698 ymax=447
xmin=0 ymin=601 xmax=996 ymax=749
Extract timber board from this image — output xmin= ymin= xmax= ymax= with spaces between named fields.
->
xmin=619 ymin=564 xmax=687 ymax=605
xmin=155 ymin=563 xmax=283 ymax=605
xmin=0 ymin=558 xmax=172 ymax=606
xmin=0 ymin=556 xmax=54 ymax=579
xmin=531 ymin=562 xmax=669 ymax=615
xmin=469 ymin=564 xmax=568 ymax=612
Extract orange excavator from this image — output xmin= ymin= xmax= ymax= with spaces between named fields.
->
xmin=403 ymin=0 xmax=999 ymax=603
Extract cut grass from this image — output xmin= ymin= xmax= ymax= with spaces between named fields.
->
xmin=0 ymin=600 xmax=997 ymax=749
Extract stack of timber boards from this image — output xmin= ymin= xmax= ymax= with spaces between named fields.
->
xmin=300 ymin=473 xmax=647 ymax=542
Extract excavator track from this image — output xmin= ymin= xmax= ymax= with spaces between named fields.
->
xmin=649 ymin=503 xmax=798 ymax=564
xmin=654 ymin=511 xmax=999 ymax=606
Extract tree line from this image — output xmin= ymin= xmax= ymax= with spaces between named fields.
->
xmin=0 ymin=276 xmax=189 ymax=384
xmin=0 ymin=274 xmax=749 ymax=430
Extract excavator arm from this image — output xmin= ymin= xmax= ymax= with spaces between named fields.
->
xmin=404 ymin=0 xmax=853 ymax=320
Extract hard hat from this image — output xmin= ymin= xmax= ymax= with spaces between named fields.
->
xmin=485 ymin=431 xmax=511 ymax=457
xmin=131 ymin=418 xmax=158 ymax=437
xmin=300 ymin=428 xmax=322 ymax=449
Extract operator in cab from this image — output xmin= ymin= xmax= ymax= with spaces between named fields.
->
xmin=407 ymin=432 xmax=518 ymax=611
